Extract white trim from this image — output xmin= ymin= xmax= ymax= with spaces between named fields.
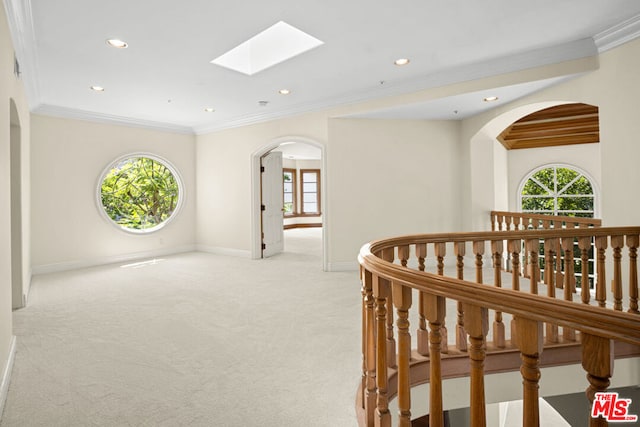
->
xmin=95 ymin=153 xmax=186 ymax=235
xmin=3 ymin=0 xmax=40 ymax=108
xmin=250 ymin=137 xmax=329 ymax=271
xmin=33 ymin=105 xmax=194 ymax=135
xmin=32 ymin=245 xmax=196 ymax=275
xmin=195 ymin=38 xmax=598 ymax=134
xmin=594 ymin=13 xmax=640 ymax=53
xmin=516 ymin=163 xmax=600 ymax=218
xmin=0 ymin=336 xmax=17 ymax=419
xmin=196 ymin=245 xmax=251 ymax=258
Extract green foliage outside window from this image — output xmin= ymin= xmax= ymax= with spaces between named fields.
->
xmin=101 ymin=157 xmax=179 ymax=230
xmin=521 ymin=166 xmax=594 ymax=216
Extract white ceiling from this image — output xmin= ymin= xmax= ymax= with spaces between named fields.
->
xmin=5 ymin=0 xmax=640 ymax=134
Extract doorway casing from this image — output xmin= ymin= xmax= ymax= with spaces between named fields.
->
xmin=250 ymin=136 xmax=327 ymax=270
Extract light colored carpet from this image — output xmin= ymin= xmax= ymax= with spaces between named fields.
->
xmin=1 ymin=228 xmax=363 ymax=427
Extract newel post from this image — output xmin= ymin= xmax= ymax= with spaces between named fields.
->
xmin=582 ymin=333 xmax=614 ymax=427
xmin=515 ymin=317 xmax=543 ymax=427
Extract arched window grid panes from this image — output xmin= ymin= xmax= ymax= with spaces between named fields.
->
xmin=96 ymin=153 xmax=185 ymax=234
xmin=518 ymin=164 xmax=598 ymax=290
xmin=519 ymin=164 xmax=597 ymax=218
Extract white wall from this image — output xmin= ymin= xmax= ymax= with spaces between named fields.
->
xmin=30 ymin=115 xmax=196 ymax=272
xmin=461 ymin=38 xmax=640 ymax=228
xmin=327 ymin=118 xmax=462 ymax=267
xmin=507 ymin=143 xmax=601 ymax=214
xmin=195 ymin=112 xmax=329 ymax=257
xmin=0 ymin=0 xmax=30 ymax=413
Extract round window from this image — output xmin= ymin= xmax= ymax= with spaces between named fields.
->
xmin=98 ymin=154 xmax=183 ymax=233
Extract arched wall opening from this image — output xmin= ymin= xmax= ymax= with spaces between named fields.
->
xmin=250 ymin=136 xmax=327 ymax=269
xmin=468 ymin=101 xmax=601 ymax=230
xmin=9 ymin=98 xmax=24 ymax=309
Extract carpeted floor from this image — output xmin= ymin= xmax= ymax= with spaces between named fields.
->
xmin=1 ymin=228 xmax=363 ymax=427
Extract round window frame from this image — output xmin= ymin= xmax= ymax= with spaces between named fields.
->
xmin=96 ymin=152 xmax=185 ymax=234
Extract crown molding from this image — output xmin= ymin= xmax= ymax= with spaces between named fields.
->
xmin=3 ymin=0 xmax=40 ymax=108
xmin=194 ymin=38 xmax=598 ymax=135
xmin=594 ymin=13 xmax=640 ymax=52
xmin=33 ymin=104 xmax=195 ymax=135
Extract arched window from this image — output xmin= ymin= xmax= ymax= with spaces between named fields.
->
xmin=520 ymin=165 xmax=596 ymax=218
xmin=97 ymin=154 xmax=184 ymax=233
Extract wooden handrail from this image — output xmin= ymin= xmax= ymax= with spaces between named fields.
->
xmin=491 ymin=210 xmax=602 ymax=230
xmin=357 ymin=224 xmax=640 ymax=427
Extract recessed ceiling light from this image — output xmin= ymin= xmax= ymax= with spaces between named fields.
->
xmin=204 ymin=107 xmax=215 ymax=112
xmin=278 ymin=89 xmax=291 ymax=95
xmin=484 ymin=96 xmax=499 ymax=102
xmin=106 ymin=39 xmax=128 ymax=49
xmin=90 ymin=85 xmax=105 ymax=92
xmin=394 ymin=58 xmax=410 ymax=66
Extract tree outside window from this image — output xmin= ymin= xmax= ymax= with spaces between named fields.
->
xmin=283 ymin=169 xmax=296 ymax=215
xmin=100 ymin=155 xmax=182 ymax=232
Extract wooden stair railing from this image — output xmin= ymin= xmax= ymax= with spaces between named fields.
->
xmin=357 ymin=226 xmax=640 ymax=427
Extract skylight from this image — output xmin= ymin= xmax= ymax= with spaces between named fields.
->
xmin=211 ymin=21 xmax=323 ymax=76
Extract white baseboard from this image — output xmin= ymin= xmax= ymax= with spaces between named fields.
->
xmin=196 ymin=245 xmax=251 ymax=258
xmin=32 ymin=245 xmax=197 ymax=275
xmin=0 ymin=336 xmax=17 ymax=420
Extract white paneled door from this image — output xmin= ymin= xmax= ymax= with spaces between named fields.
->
xmin=260 ymin=151 xmax=284 ymax=257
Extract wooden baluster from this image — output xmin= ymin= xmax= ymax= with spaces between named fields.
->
xmin=382 ymin=248 xmax=397 ymax=369
xmin=434 ymin=242 xmax=449 ymax=354
xmin=373 ymin=274 xmax=391 ymax=427
xmin=509 ymin=239 xmax=521 ymax=347
xmin=506 ymin=215 xmax=513 ymax=231
xmin=491 ymin=212 xmax=497 ymax=231
xmin=393 ymin=282 xmax=412 ymax=427
xmin=492 ymin=240 xmax=505 ymax=348
xmin=464 ymin=303 xmax=489 ymax=427
xmin=416 ymin=243 xmax=429 ymax=356
xmin=578 ymin=236 xmax=592 ymax=304
xmin=561 ymin=237 xmax=576 ymax=341
xmin=516 ymin=317 xmax=543 ymax=427
xmin=523 ymin=236 xmax=531 ymax=278
xmin=582 ymin=333 xmax=613 ymax=427
xmin=509 ymin=239 xmax=522 ymax=287
xmin=544 ymin=239 xmax=559 ymax=343
xmin=425 ymin=293 xmax=446 ymax=426
xmin=526 ymin=238 xmax=540 ymax=295
xmin=474 ymin=241 xmax=485 ymax=284
xmin=627 ymin=235 xmax=639 ymax=314
xmin=595 ymin=236 xmax=608 ymax=308
xmin=454 ymin=242 xmax=467 ymax=352
xmin=362 ymin=268 xmax=376 ymax=426
xmin=498 ymin=214 xmax=504 ymax=231
xmin=611 ymin=236 xmax=624 ymax=311
xmin=398 ymin=245 xmax=409 ymax=268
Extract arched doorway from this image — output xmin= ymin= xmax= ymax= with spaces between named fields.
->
xmin=250 ymin=137 xmax=327 ymax=269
